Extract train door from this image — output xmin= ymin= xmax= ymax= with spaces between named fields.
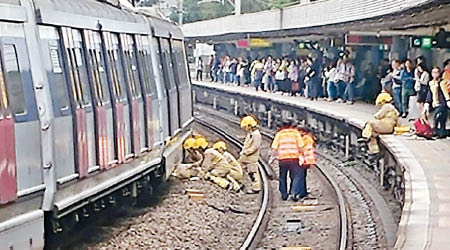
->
xmin=84 ymin=30 xmax=115 ymax=169
xmin=135 ymin=35 xmax=162 ymax=149
xmin=0 ymin=23 xmax=41 ymax=198
xmin=119 ymin=34 xmax=145 ymax=156
xmin=38 ymin=26 xmax=75 ymax=181
xmin=150 ymin=37 xmax=169 ymax=141
xmin=60 ymin=27 xmax=96 ymax=177
xmin=170 ymin=39 xmax=192 ymax=127
xmin=103 ymin=32 xmax=132 ymax=163
xmin=158 ymin=37 xmax=180 ymax=136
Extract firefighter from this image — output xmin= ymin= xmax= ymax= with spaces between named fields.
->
xmin=173 ymin=137 xmax=204 ymax=179
xmin=298 ymin=125 xmax=316 ymax=199
xmin=360 ymin=92 xmax=399 ymax=154
xmin=213 ymin=141 xmax=244 ymax=191
xmin=239 ymin=115 xmax=262 ymax=194
xmin=201 ymin=141 xmax=233 ymax=190
xmin=271 ymin=121 xmax=305 ymax=201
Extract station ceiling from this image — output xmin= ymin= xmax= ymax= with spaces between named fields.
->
xmin=185 ymin=0 xmax=450 ymax=43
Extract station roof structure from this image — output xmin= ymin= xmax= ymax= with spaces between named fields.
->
xmin=181 ymin=0 xmax=450 ymax=42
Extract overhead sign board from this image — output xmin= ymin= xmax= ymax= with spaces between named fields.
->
xmin=249 ymin=38 xmax=272 ymax=48
xmin=345 ymin=35 xmax=392 ymax=46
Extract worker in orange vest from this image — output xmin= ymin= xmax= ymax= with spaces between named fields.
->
xmin=297 ymin=125 xmax=316 ymax=199
xmin=271 ymin=120 xmax=305 ymax=201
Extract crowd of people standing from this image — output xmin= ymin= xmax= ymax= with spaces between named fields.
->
xmin=202 ymin=54 xmax=450 ymax=139
xmin=207 ymin=54 xmax=359 ymax=104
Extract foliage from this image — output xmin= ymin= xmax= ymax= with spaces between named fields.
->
xmin=176 ymin=0 xmax=299 ymax=24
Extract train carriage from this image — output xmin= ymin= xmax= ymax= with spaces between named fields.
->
xmin=0 ymin=0 xmax=193 ymax=248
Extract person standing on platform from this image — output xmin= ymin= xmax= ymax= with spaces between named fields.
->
xmin=415 ymin=63 xmax=430 ymax=115
xmin=401 ymin=59 xmax=416 ymax=118
xmin=239 ymin=115 xmax=262 ymax=194
xmin=390 ymin=60 xmax=403 ymax=113
xmin=304 ymin=57 xmax=319 ymax=100
xmin=359 ymin=93 xmax=399 ymax=155
xmin=251 ymin=59 xmax=264 ymax=91
xmin=270 ymin=121 xmax=305 ymax=201
xmin=208 ymin=55 xmax=215 ymax=81
xmin=342 ymin=57 xmax=356 ymax=104
xmin=424 ymin=67 xmax=450 ymax=138
xmin=195 ymin=57 xmax=203 ymax=81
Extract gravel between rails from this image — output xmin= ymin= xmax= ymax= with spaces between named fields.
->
xmin=85 ymin=126 xmax=260 ymax=250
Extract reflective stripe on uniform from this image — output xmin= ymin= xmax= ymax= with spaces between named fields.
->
xmin=272 ymin=128 xmax=304 ymax=160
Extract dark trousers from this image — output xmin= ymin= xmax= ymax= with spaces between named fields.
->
xmin=196 ymin=70 xmax=203 ymax=81
xmin=433 ymin=106 xmax=448 ymax=137
xmin=279 ymin=160 xmax=306 ymax=197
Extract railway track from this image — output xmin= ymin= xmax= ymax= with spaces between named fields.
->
xmin=194 ymin=118 xmax=273 ymax=249
xmin=195 ymin=105 xmax=389 ymax=249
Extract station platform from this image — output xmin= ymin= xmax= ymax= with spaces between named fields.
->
xmin=192 ymin=80 xmax=450 ymax=250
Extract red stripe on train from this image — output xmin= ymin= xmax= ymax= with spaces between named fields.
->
xmin=131 ymin=99 xmax=140 ymax=156
xmin=146 ymin=97 xmax=153 ymax=149
xmin=0 ymin=115 xmax=17 ymax=204
xmin=115 ymin=102 xmax=125 ymax=164
xmin=96 ymin=106 xmax=108 ymax=169
xmin=76 ymin=109 xmax=89 ymax=178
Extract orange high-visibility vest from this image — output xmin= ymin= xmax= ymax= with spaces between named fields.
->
xmin=299 ymin=133 xmax=316 ymax=166
xmin=271 ymin=128 xmax=304 ymax=160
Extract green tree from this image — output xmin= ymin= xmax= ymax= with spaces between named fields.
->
xmin=267 ymin=0 xmax=297 ymax=9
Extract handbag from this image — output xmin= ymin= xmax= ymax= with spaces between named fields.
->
xmin=414 ymin=117 xmax=433 ymax=139
xmin=291 ymin=82 xmax=300 ymax=92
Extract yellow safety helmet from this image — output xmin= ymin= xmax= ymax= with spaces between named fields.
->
xmin=375 ymin=92 xmax=393 ymax=106
xmin=213 ymin=141 xmax=227 ymax=151
xmin=240 ymin=115 xmax=258 ymax=128
xmin=183 ymin=137 xmax=196 ymax=150
xmin=194 ymin=137 xmax=208 ymax=149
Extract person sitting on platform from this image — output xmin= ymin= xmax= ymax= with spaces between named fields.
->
xmin=359 ymin=92 xmax=400 ymax=155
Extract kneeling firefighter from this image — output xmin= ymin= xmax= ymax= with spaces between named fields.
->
xmin=239 ymin=115 xmax=262 ymax=193
xmin=201 ymin=142 xmax=234 ymax=190
xmin=213 ymin=141 xmax=244 ymax=191
xmin=173 ymin=137 xmax=205 ymax=179
xmin=361 ymin=92 xmax=399 ymax=154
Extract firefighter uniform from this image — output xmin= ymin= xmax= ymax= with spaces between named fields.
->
xmin=202 ymin=148 xmax=232 ymax=189
xmin=362 ymin=93 xmax=399 ymax=154
xmin=223 ymin=151 xmax=244 ymax=191
xmin=174 ymin=138 xmax=204 ymax=179
xmin=240 ymin=128 xmax=262 ymax=192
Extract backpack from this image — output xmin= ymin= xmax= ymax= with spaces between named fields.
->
xmin=414 ymin=117 xmax=433 ymax=139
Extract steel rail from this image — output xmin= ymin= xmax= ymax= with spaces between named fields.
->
xmin=194 ymin=118 xmax=272 ymax=250
xmin=195 ymin=107 xmax=348 ymax=250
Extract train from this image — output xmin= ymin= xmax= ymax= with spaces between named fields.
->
xmin=0 ymin=0 xmax=193 ymax=248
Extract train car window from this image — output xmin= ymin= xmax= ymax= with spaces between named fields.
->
xmin=95 ymin=44 xmax=110 ymax=105
xmin=151 ymin=37 xmax=167 ymax=98
xmin=2 ymin=44 xmax=26 ymax=115
xmin=159 ymin=38 xmax=176 ymax=90
xmin=0 ymin=53 xmax=9 ymax=112
xmin=112 ymin=48 xmax=127 ymax=102
xmin=49 ymin=45 xmax=70 ymax=112
xmin=120 ymin=35 xmax=142 ymax=99
xmin=73 ymin=47 xmax=92 ymax=107
xmin=172 ymin=40 xmax=190 ymax=87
